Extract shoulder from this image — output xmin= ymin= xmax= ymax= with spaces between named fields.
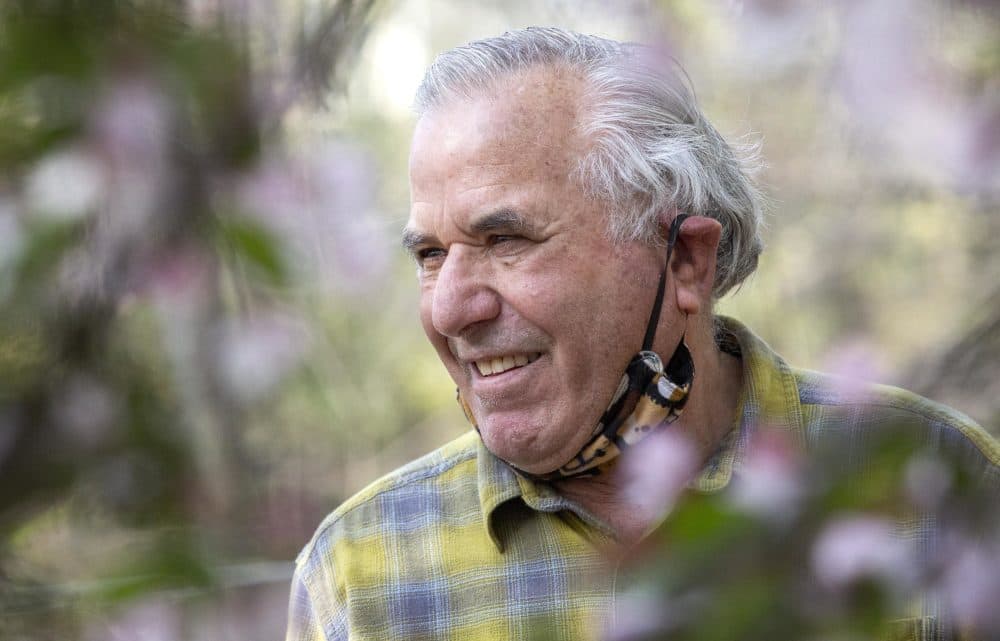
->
xmin=793 ymin=368 xmax=1000 ymax=469
xmin=295 ymin=430 xmax=481 ymax=567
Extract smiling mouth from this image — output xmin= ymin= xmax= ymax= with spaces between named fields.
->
xmin=474 ymin=353 xmax=542 ymax=377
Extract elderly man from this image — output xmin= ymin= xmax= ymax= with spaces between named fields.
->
xmin=287 ymin=28 xmax=999 ymax=641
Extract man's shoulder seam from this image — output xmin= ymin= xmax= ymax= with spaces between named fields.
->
xmin=794 ymin=368 xmax=999 ymax=467
xmin=296 ymin=432 xmax=480 ymax=566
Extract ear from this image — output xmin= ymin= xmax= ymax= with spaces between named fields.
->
xmin=666 ymin=215 xmax=721 ymax=315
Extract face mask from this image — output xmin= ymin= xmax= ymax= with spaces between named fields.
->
xmin=458 ymin=214 xmax=695 ymax=481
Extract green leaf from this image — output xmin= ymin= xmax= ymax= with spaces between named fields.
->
xmin=217 ymin=217 xmax=287 ymax=286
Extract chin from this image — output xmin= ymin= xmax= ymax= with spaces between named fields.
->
xmin=479 ymin=418 xmax=547 ymax=469
xmin=479 ymin=416 xmax=580 ymax=474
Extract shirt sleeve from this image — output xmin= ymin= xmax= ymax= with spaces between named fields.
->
xmin=285 ymin=561 xmax=328 ymax=641
xmin=285 ymin=556 xmax=350 ymax=641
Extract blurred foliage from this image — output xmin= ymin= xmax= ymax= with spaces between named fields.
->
xmin=0 ymin=0 xmax=997 ymax=639
xmin=0 ymin=0 xmax=386 ymax=637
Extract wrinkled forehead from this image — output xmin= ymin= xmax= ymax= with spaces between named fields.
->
xmin=408 ymin=65 xmax=590 ymax=181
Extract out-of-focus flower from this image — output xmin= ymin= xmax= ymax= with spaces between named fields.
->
xmin=51 ymin=374 xmax=117 ymax=449
xmin=941 ymin=540 xmax=1000 ymax=636
xmin=903 ymin=453 xmax=953 ymax=512
xmin=606 ymin=587 xmax=667 ymax=641
xmin=90 ymin=78 xmax=172 ymax=257
xmin=86 ymin=596 xmax=179 ymax=641
xmin=811 ymin=514 xmax=913 ymax=591
xmin=622 ymin=429 xmax=699 ymax=523
xmin=729 ymin=428 xmax=804 ymax=521
xmin=214 ymin=312 xmax=309 ymax=403
xmin=724 ymin=0 xmax=829 ymax=74
xmin=237 ymin=141 xmax=390 ymax=293
xmin=143 ymin=247 xmax=215 ymax=321
xmin=92 ymin=79 xmax=170 ymax=174
xmin=25 ymin=146 xmax=106 ymax=222
xmin=832 ymin=0 xmax=995 ymax=195
xmin=820 ymin=336 xmax=888 ymax=401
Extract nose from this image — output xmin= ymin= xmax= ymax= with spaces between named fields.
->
xmin=431 ymin=245 xmax=501 ymax=338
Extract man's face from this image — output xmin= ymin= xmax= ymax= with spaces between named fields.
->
xmin=405 ymin=68 xmax=665 ymax=474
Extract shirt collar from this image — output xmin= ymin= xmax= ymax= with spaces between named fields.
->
xmin=476 ymin=316 xmax=805 ymax=549
xmin=689 ymin=316 xmax=805 ymax=493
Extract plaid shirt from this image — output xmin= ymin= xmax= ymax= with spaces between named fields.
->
xmin=286 ymin=318 xmax=1000 ymax=641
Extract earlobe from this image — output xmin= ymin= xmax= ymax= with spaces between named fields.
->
xmin=669 ymin=216 xmax=722 ymax=315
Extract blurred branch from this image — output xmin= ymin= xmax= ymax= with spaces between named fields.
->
xmin=908 ymin=283 xmax=1000 ymax=432
xmin=263 ymin=0 xmax=381 ymax=129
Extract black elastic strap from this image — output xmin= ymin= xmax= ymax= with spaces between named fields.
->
xmin=641 ymin=214 xmax=690 ymax=351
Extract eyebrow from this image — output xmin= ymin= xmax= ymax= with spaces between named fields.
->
xmin=401 ymin=208 xmax=537 ymax=254
xmin=401 ymin=228 xmax=431 ymax=254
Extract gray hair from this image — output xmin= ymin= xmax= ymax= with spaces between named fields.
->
xmin=414 ymin=27 xmax=764 ymax=299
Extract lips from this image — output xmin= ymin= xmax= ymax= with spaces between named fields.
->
xmin=474 ymin=352 xmax=542 ymax=376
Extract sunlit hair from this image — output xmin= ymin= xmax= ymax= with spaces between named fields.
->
xmin=414 ymin=27 xmax=764 ymax=298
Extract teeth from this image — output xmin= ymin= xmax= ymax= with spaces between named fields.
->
xmin=475 ymin=352 xmax=540 ymax=377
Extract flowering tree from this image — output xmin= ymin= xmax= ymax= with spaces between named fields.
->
xmin=0 ymin=1 xmax=379 ymax=637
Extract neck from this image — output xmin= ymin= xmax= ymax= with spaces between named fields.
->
xmin=553 ymin=326 xmax=743 ymax=547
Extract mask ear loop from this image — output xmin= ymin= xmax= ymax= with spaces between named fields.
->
xmin=642 ymin=213 xmax=690 ymax=352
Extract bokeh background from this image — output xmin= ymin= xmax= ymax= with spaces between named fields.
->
xmin=0 ymin=0 xmax=997 ymax=639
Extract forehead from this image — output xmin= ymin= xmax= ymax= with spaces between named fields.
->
xmin=407 ymin=67 xmax=589 ymax=226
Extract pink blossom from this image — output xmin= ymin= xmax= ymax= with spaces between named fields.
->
xmin=142 ymin=247 xmax=215 ymax=321
xmin=729 ymin=428 xmax=804 ymax=521
xmin=819 ymin=336 xmax=889 ymax=401
xmin=811 ymin=514 xmax=913 ymax=591
xmin=606 ymin=587 xmax=667 ymax=641
xmin=214 ymin=312 xmax=309 ymax=403
xmin=90 ymin=78 xmax=171 ymax=251
xmin=237 ymin=142 xmax=390 ymax=293
xmin=941 ymin=541 xmax=1000 ymax=635
xmin=622 ymin=429 xmax=700 ymax=522
xmin=86 ymin=597 xmax=179 ymax=641
xmin=721 ymin=1 xmax=829 ymax=75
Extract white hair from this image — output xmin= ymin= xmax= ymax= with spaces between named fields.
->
xmin=414 ymin=27 xmax=765 ymax=299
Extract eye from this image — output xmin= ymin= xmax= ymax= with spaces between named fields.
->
xmin=415 ymin=246 xmax=446 ymax=268
xmin=488 ymin=234 xmax=526 ymax=249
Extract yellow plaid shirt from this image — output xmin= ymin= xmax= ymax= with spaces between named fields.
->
xmin=286 ymin=318 xmax=999 ymax=641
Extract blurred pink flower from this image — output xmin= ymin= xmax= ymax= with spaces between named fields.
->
xmin=819 ymin=336 xmax=889 ymax=401
xmin=724 ymin=1 xmax=827 ymax=74
xmin=214 ymin=312 xmax=309 ymax=403
xmin=142 ymin=247 xmax=215 ymax=321
xmin=729 ymin=428 xmax=804 ymax=521
xmin=622 ymin=429 xmax=700 ymax=523
xmin=832 ymin=0 xmax=994 ymax=194
xmin=90 ymin=78 xmax=172 ymax=252
xmin=811 ymin=514 xmax=913 ymax=591
xmin=941 ymin=540 xmax=1000 ymax=635
xmin=87 ymin=597 xmax=179 ymax=641
xmin=606 ymin=587 xmax=667 ymax=641
xmin=237 ymin=142 xmax=390 ymax=293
